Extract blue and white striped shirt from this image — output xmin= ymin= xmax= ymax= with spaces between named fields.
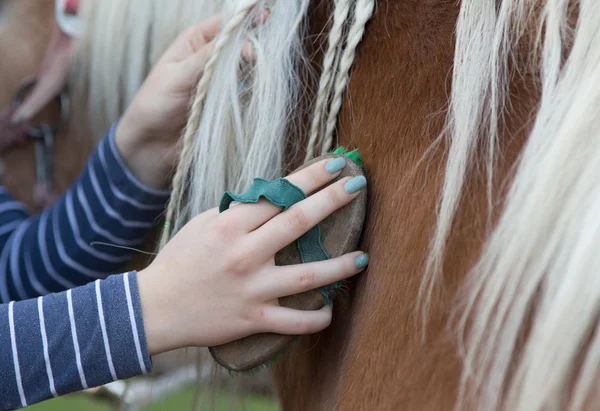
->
xmin=0 ymin=124 xmax=169 ymax=410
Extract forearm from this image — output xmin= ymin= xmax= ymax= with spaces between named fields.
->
xmin=0 ymin=124 xmax=170 ymax=303
xmin=115 ymin=115 xmax=175 ymax=190
xmin=0 ymin=271 xmax=151 ymax=410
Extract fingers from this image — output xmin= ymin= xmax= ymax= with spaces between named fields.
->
xmin=168 ymin=8 xmax=268 ymax=62
xmin=196 ymin=7 xmax=267 ymax=48
xmin=182 ymin=15 xmax=222 ymax=54
xmin=160 ymin=15 xmax=221 ymax=63
xmin=179 ymin=40 xmax=216 ymax=82
xmin=256 ymin=252 xmax=367 ymax=300
xmin=242 ymin=8 xmax=270 ymax=62
xmin=180 ymin=39 xmax=255 ymax=88
xmin=193 ymin=14 xmax=223 ymax=45
xmin=246 ymin=174 xmax=366 ymax=257
xmin=250 ymin=7 xmax=270 ymax=26
xmin=221 ymin=157 xmax=348 ymax=232
xmin=180 ymin=37 xmax=255 ymax=90
xmin=174 ymin=10 xmax=267 ymax=88
xmin=241 ymin=42 xmax=256 ymax=62
xmin=258 ymin=305 xmax=332 ymax=335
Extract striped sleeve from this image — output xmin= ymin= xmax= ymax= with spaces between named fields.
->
xmin=0 ymin=123 xmax=170 ymax=303
xmin=0 ymin=271 xmax=151 ymax=410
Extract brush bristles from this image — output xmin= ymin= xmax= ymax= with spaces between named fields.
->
xmin=331 ymin=146 xmax=364 ymax=168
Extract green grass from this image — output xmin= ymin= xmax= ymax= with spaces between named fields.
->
xmin=25 ymin=389 xmax=280 ymax=411
xmin=26 ymin=395 xmax=108 ymax=411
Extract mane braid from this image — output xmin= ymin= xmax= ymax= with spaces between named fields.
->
xmin=321 ymin=0 xmax=374 ymax=155
xmin=305 ymin=0 xmax=354 ymax=161
xmin=159 ymin=0 xmax=261 ymax=248
xmin=417 ymin=1 xmax=600 ymax=410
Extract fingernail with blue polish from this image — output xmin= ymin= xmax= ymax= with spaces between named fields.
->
xmin=325 ymin=157 xmax=346 ymax=174
xmin=344 ymin=175 xmax=367 ymax=193
xmin=355 ymin=253 xmax=369 ymax=270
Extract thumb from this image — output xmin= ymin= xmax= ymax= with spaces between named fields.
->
xmin=179 ymin=41 xmax=216 ymax=87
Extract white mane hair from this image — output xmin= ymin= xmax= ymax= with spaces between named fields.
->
xmin=69 ymin=0 xmax=374 ymax=402
xmin=71 ymin=0 xmax=600 ymax=409
xmin=161 ymin=0 xmax=374 ymax=244
xmin=69 ymin=0 xmax=280 ymax=399
xmin=164 ymin=0 xmax=310 ymax=239
xmin=71 ymin=0 xmax=221 ymax=138
xmin=424 ymin=0 xmax=600 ymax=410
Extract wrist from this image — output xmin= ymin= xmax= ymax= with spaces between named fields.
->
xmin=137 ymin=267 xmax=180 ymax=356
xmin=115 ymin=116 xmax=172 ymax=189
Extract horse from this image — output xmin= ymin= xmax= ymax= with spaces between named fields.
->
xmin=162 ymin=0 xmax=600 ymax=410
xmin=4 ymin=0 xmax=599 ymax=410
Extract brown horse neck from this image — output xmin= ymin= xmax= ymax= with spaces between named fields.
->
xmin=273 ymin=0 xmax=536 ymax=409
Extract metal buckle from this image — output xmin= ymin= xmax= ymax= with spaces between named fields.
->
xmin=11 ymin=77 xmax=70 ymax=139
xmin=10 ymin=77 xmax=66 ymax=208
xmin=34 ymin=125 xmax=53 ymax=187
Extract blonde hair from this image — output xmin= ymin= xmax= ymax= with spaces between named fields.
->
xmin=74 ymin=0 xmax=600 ymax=408
xmin=72 ymin=0 xmax=221 ymax=138
xmin=69 ymin=0 xmax=275 ymax=401
xmin=425 ymin=1 xmax=600 ymax=410
xmin=162 ymin=0 xmax=375 ymax=244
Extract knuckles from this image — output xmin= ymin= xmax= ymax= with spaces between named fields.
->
xmin=294 ymin=318 xmax=314 ymax=335
xmin=294 ymin=313 xmax=330 ymax=335
xmin=224 ymin=243 xmax=258 ymax=274
xmin=247 ymin=306 xmax=266 ymax=324
xmin=306 ymin=167 xmax=324 ymax=188
xmin=326 ymin=183 xmax=348 ymax=206
xmin=283 ymin=206 xmax=311 ymax=232
xmin=298 ymin=269 xmax=316 ymax=291
xmin=210 ymin=217 xmax=241 ymax=243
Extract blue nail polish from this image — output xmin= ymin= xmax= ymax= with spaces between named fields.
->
xmin=325 ymin=157 xmax=346 ymax=174
xmin=344 ymin=176 xmax=367 ymax=193
xmin=355 ymin=254 xmax=369 ymax=269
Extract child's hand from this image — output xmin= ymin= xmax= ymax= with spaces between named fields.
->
xmin=137 ymin=158 xmax=368 ymax=355
xmin=114 ymin=15 xmax=223 ymax=189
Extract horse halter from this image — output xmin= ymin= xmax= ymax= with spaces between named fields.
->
xmin=9 ymin=78 xmax=70 ymax=208
xmin=0 ymin=0 xmax=79 ymax=209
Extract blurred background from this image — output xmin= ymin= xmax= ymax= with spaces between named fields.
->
xmin=27 ymin=389 xmax=280 ymax=411
xmin=26 ymin=352 xmax=281 ymax=410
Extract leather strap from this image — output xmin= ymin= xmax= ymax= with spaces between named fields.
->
xmin=219 ymin=178 xmax=329 ymax=263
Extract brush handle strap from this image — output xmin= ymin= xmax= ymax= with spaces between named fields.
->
xmin=219 ymin=177 xmax=329 ymax=264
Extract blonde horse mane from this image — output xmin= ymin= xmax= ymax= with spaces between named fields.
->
xmin=425 ymin=0 xmax=600 ymax=410
xmin=71 ymin=0 xmax=600 ymax=409
xmin=69 ymin=0 xmax=264 ymax=400
xmin=160 ymin=0 xmax=374 ymax=245
xmin=70 ymin=0 xmax=374 ymax=403
xmin=71 ymin=0 xmax=221 ymax=139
